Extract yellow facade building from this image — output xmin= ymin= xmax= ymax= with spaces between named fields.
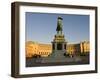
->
xmin=67 ymin=43 xmax=80 ymax=55
xmin=67 ymin=41 xmax=90 ymax=56
xmin=26 ymin=41 xmax=52 ymax=58
xmin=80 ymin=41 xmax=90 ymax=53
xmin=26 ymin=41 xmax=90 ymax=58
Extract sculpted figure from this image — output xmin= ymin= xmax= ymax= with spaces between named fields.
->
xmin=56 ymin=16 xmax=63 ymax=34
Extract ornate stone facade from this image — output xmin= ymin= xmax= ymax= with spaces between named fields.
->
xmin=26 ymin=41 xmax=89 ymax=58
xmin=26 ymin=41 xmax=52 ymax=58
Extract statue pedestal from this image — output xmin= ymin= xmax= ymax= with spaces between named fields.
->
xmin=41 ymin=33 xmax=67 ymax=63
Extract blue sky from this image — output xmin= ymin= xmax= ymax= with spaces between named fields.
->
xmin=25 ymin=12 xmax=89 ymax=44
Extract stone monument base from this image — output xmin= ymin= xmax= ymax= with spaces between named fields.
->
xmin=40 ymin=51 xmax=82 ymax=63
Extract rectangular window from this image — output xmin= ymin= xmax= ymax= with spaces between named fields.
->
xmin=57 ymin=43 xmax=62 ymax=50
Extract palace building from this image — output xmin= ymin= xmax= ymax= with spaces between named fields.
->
xmin=67 ymin=41 xmax=90 ymax=56
xmin=26 ymin=41 xmax=89 ymax=58
xmin=26 ymin=41 xmax=52 ymax=58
